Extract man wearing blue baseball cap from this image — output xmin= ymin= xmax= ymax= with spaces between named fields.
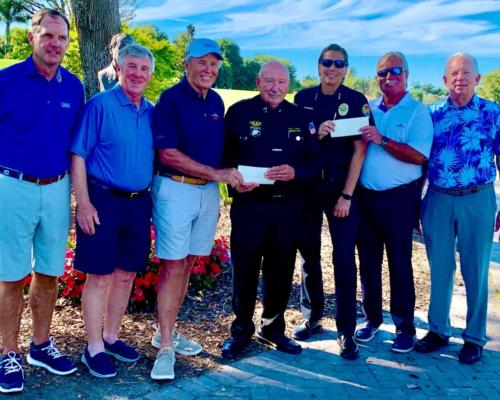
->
xmin=150 ymin=38 xmax=243 ymax=380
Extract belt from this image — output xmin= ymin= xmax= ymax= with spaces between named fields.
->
xmin=0 ymin=165 xmax=66 ymax=185
xmin=362 ymin=179 xmax=420 ymax=193
xmin=158 ymin=172 xmax=210 ymax=186
xmin=89 ymin=177 xmax=149 ymax=200
xmin=429 ymin=182 xmax=492 ymax=196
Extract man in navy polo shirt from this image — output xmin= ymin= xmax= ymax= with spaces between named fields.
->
xmin=71 ymin=44 xmax=154 ymax=379
xmin=0 ymin=9 xmax=83 ymax=393
xmin=150 ymin=38 xmax=242 ymax=380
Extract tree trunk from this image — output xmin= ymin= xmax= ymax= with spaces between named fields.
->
xmin=5 ymin=21 xmax=11 ymax=49
xmin=69 ymin=0 xmax=120 ymax=98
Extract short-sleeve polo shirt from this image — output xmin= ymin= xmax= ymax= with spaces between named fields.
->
xmin=71 ymin=84 xmax=154 ymax=191
xmin=360 ymin=92 xmax=433 ymax=191
xmin=0 ymin=56 xmax=84 ymax=178
xmin=152 ymin=77 xmax=225 ymax=176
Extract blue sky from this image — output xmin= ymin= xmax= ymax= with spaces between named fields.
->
xmin=133 ymin=0 xmax=500 ymax=87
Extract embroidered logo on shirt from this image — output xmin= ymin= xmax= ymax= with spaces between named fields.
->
xmin=211 ymin=112 xmax=220 ymax=121
xmin=60 ymin=102 xmax=71 ymax=108
xmin=338 ymin=103 xmax=349 ymax=116
xmin=249 ymin=120 xmax=262 ymax=137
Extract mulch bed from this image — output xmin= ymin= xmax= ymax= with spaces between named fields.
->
xmin=15 ymin=202 xmax=464 ymax=385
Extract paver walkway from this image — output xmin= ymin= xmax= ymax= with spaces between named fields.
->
xmin=136 ymin=184 xmax=500 ymax=400
xmin=136 ymin=278 xmax=500 ymax=400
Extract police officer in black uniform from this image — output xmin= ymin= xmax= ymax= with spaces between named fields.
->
xmin=221 ymin=61 xmax=320 ymax=359
xmin=293 ymin=44 xmax=373 ymax=360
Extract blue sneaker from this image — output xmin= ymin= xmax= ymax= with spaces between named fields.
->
xmin=354 ymin=322 xmax=380 ymax=343
xmin=104 ymin=339 xmax=140 ymax=363
xmin=392 ymin=331 xmax=415 ymax=353
xmin=81 ymin=348 xmax=116 ymax=378
xmin=27 ymin=337 xmax=77 ymax=375
xmin=0 ymin=352 xmax=24 ymax=393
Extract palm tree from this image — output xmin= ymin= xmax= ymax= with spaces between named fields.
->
xmin=0 ymin=0 xmax=30 ymax=50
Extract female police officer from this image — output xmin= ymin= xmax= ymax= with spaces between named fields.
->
xmin=293 ymin=44 xmax=373 ymax=360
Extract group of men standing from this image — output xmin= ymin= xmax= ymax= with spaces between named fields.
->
xmin=0 ymin=7 xmax=498 ymax=395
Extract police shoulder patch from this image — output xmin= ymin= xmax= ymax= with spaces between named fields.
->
xmin=362 ymin=103 xmax=370 ymax=116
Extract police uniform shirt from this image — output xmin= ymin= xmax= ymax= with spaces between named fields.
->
xmin=224 ymin=95 xmax=320 ymax=198
xmin=294 ymin=84 xmax=373 ymax=183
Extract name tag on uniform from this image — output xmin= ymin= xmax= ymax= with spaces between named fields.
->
xmin=60 ymin=102 xmax=71 ymax=108
xmin=272 ymin=148 xmax=282 ymax=152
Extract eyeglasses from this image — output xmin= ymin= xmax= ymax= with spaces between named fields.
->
xmin=320 ymin=59 xmax=347 ymax=69
xmin=377 ymin=66 xmax=404 ymax=78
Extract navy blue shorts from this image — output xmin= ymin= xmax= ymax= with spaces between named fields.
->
xmin=74 ymin=182 xmax=152 ymax=275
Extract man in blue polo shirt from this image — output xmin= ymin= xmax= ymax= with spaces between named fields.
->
xmin=150 ymin=38 xmax=242 ymax=380
xmin=71 ymin=44 xmax=154 ymax=379
xmin=355 ymin=51 xmax=433 ymax=353
xmin=416 ymin=53 xmax=499 ymax=364
xmin=0 ymin=9 xmax=83 ymax=393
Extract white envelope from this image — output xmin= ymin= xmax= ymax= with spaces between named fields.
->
xmin=238 ymin=165 xmax=274 ymax=185
xmin=330 ymin=116 xmax=369 ymax=138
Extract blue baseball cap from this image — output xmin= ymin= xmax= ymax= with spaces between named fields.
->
xmin=186 ymin=38 xmax=223 ymax=60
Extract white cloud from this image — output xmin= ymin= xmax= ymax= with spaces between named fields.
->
xmin=134 ymin=0 xmax=255 ymax=20
xmin=134 ymin=0 xmax=500 ymax=56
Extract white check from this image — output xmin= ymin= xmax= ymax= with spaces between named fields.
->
xmin=238 ymin=165 xmax=274 ymax=185
xmin=330 ymin=116 xmax=369 ymax=138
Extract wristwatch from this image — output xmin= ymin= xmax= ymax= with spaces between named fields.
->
xmin=340 ymin=192 xmax=352 ymax=201
xmin=380 ymin=136 xmax=390 ymax=148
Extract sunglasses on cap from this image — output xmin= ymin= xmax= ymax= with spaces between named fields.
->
xmin=377 ymin=66 xmax=404 ymax=78
xmin=320 ymin=59 xmax=347 ymax=68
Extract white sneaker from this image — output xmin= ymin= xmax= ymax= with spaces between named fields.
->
xmin=151 ymin=328 xmax=203 ymax=356
xmin=150 ymin=347 xmax=175 ymax=380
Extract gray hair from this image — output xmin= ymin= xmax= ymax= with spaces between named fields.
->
xmin=117 ymin=43 xmax=155 ymax=73
xmin=377 ymin=51 xmax=409 ymax=73
xmin=445 ymin=52 xmax=479 ymax=75
xmin=258 ymin=60 xmax=290 ymax=80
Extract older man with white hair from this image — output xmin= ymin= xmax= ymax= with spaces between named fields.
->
xmin=151 ymin=38 xmax=242 ymax=380
xmin=415 ymin=52 xmax=499 ymax=364
xmin=72 ymin=43 xmax=155 ymax=379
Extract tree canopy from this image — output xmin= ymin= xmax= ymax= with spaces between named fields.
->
xmin=477 ymin=69 xmax=500 ymax=102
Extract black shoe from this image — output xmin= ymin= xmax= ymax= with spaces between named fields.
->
xmin=338 ymin=335 xmax=359 ymax=360
xmin=415 ymin=331 xmax=449 ymax=353
xmin=221 ymin=336 xmax=251 ymax=359
xmin=293 ymin=320 xmax=323 ymax=341
xmin=458 ymin=342 xmax=483 ymax=365
xmin=256 ymin=332 xmax=302 ymax=355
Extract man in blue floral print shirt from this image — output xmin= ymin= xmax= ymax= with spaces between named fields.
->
xmin=416 ymin=52 xmax=499 ymax=365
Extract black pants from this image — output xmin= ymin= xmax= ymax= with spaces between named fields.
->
xmin=357 ymin=181 xmax=420 ymax=335
xmin=298 ymin=182 xmax=360 ymax=337
xmin=230 ymin=195 xmax=302 ymax=339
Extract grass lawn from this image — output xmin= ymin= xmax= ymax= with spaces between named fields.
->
xmin=0 ymin=58 xmax=19 ymax=69
xmin=216 ymin=88 xmax=296 ymax=109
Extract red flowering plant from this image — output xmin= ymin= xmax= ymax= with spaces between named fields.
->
xmin=58 ymin=230 xmax=86 ymax=302
xmin=129 ymin=226 xmax=231 ymax=310
xmin=190 ymin=236 xmax=231 ymax=295
xmin=24 ymin=230 xmax=86 ymax=303
xmin=129 ymin=226 xmax=161 ymax=312
xmin=24 ymin=226 xmax=231 ymax=308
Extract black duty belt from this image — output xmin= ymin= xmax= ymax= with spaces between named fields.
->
xmin=0 ymin=165 xmax=66 ymax=185
xmin=429 ymin=182 xmax=492 ymax=196
xmin=88 ymin=177 xmax=149 ymax=199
